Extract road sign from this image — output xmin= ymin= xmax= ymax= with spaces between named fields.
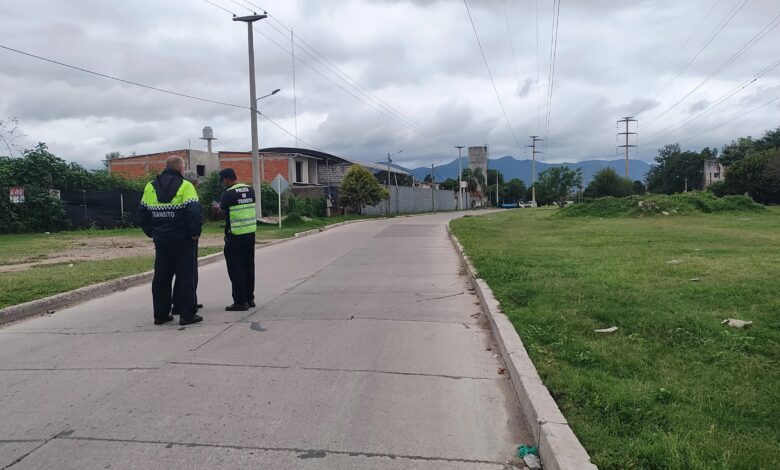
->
xmin=271 ymin=174 xmax=289 ymax=195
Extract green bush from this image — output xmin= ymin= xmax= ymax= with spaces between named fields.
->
xmin=286 ymin=194 xmax=326 ymax=218
xmin=0 ymin=187 xmax=68 ymax=233
xmin=559 ymin=192 xmax=764 ymax=218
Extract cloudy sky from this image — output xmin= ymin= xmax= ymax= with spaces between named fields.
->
xmin=1 ymin=0 xmax=778 ymax=169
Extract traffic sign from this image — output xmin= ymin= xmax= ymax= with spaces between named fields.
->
xmin=271 ymin=174 xmax=289 ymax=194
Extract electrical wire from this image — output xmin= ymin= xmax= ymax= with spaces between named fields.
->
xmin=228 ymin=0 xmax=438 ymax=138
xmin=633 ymin=0 xmax=725 ymax=116
xmin=643 ymin=12 xmax=780 ymax=127
xmin=643 ymin=57 xmax=780 ymax=145
xmin=678 ymin=95 xmax=780 ymax=143
xmin=542 ymin=0 xmax=561 ymax=156
xmin=634 ymin=0 xmax=747 ymax=118
xmin=463 ymin=0 xmax=522 ymax=148
xmin=0 ymin=43 xmax=324 ymax=151
xmin=504 ymin=0 xmax=521 ymax=93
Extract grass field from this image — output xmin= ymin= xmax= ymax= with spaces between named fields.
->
xmin=451 ymin=207 xmax=780 ymax=470
xmin=0 ymin=215 xmax=371 ymax=309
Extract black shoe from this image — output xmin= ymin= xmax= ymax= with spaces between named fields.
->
xmin=179 ymin=314 xmax=203 ymax=326
xmin=248 ymin=301 xmax=256 ymax=308
xmin=195 ymin=304 xmax=204 ymax=309
xmin=225 ymin=303 xmax=249 ymax=311
xmin=154 ymin=315 xmax=174 ymax=325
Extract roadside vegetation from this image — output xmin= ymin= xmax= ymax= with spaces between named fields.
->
xmin=0 ymin=215 xmax=371 ymax=309
xmin=451 ymin=207 xmax=780 ymax=470
xmin=559 ymin=191 xmax=763 ymax=218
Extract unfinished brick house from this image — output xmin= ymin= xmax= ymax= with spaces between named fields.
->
xmin=107 ymin=149 xmax=218 ymax=179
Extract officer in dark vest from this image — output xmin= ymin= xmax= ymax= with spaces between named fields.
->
xmin=137 ymin=156 xmax=203 ymax=325
xmin=212 ymin=168 xmax=256 ymax=311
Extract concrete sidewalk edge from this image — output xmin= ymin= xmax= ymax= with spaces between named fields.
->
xmin=447 ymin=222 xmax=598 ymax=470
xmin=0 ymin=220 xmax=361 ymax=326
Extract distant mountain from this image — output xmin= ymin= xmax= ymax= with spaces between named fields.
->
xmin=407 ymin=156 xmax=653 ymax=186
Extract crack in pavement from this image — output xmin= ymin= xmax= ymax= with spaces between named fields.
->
xmin=55 ymin=435 xmax=505 ymax=466
xmin=169 ymin=361 xmax=498 ymax=381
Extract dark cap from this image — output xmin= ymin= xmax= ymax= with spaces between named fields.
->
xmin=219 ymin=168 xmax=237 ymax=181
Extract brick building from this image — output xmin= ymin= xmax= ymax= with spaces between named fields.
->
xmin=107 ymin=149 xmax=218 ymax=179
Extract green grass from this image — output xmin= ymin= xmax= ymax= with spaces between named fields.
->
xmin=559 ymin=192 xmax=764 ymax=218
xmin=0 ymin=215 xmax=371 ymax=309
xmin=451 ymin=207 xmax=780 ymax=470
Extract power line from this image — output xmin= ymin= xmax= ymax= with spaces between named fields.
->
xmin=0 ymin=43 xmax=245 ymax=110
xmin=543 ymin=0 xmax=561 ymax=155
xmin=634 ymin=0 xmax=747 ymax=118
xmin=227 ymin=0 xmax=438 ymax=138
xmin=643 ymin=11 xmax=780 ymax=127
xmin=535 ymin=0 xmax=541 ymax=134
xmin=0 ymin=42 xmax=323 ymax=151
xmin=678 ymin=95 xmax=780 ymax=144
xmin=462 ymin=0 xmax=522 ymax=148
xmin=503 ymin=0 xmax=521 ymax=92
xmin=643 ymin=57 xmax=780 ymax=145
xmin=633 ymin=0 xmax=725 ymax=116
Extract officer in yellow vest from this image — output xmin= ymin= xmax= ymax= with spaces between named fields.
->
xmin=212 ymin=168 xmax=257 ymax=311
xmin=137 ymin=156 xmax=203 ymax=325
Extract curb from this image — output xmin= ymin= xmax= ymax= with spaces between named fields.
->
xmin=0 ymin=219 xmax=369 ymax=326
xmin=447 ymin=222 xmax=597 ymax=470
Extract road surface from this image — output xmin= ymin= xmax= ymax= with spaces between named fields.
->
xmin=0 ymin=213 xmax=531 ymax=469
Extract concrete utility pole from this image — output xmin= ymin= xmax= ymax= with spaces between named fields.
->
xmin=617 ymin=116 xmax=638 ymax=179
xmin=431 ymin=163 xmax=435 ymax=213
xmin=455 ymin=145 xmax=464 ymax=210
xmin=526 ymin=136 xmax=543 ymax=205
xmin=234 ymin=12 xmax=268 ymax=219
xmin=387 ymin=150 xmax=403 ymax=215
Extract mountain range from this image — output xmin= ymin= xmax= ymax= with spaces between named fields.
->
xmin=404 ymin=157 xmax=653 ymax=186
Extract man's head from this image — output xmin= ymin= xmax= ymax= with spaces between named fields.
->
xmin=219 ymin=168 xmax=237 ymax=188
xmin=165 ymin=155 xmax=185 ymax=175
xmin=183 ymin=171 xmax=200 ymax=189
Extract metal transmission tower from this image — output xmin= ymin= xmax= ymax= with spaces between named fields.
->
xmin=617 ymin=117 xmax=638 ymax=178
xmin=525 ymin=136 xmax=543 ymax=205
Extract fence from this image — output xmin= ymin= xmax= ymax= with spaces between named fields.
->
xmin=60 ymin=189 xmax=142 ymax=229
xmin=363 ymin=186 xmax=465 ymax=215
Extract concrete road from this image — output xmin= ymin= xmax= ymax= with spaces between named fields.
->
xmin=0 ymin=213 xmax=531 ymax=469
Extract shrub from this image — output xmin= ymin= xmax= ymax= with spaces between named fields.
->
xmin=559 ymin=192 xmax=763 ymax=218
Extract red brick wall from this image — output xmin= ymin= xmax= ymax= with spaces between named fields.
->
xmin=108 ymin=150 xmax=189 ymax=179
xmin=218 ymin=152 xmax=289 ymax=184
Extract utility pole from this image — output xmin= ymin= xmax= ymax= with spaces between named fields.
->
xmin=526 ymin=136 xmax=543 ymax=205
xmin=387 ymin=149 xmax=403 ymax=215
xmin=291 ymin=28 xmax=298 ymax=147
xmin=455 ymin=145 xmax=464 ymax=210
xmin=617 ymin=116 xmax=638 ymax=179
xmin=234 ymin=12 xmax=268 ymax=219
xmin=431 ymin=163 xmax=435 ymax=213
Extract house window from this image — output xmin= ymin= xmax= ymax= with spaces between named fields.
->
xmin=295 ymin=161 xmax=304 ymax=183
xmin=196 ymin=165 xmax=205 ymax=176
xmin=714 ymin=172 xmax=720 ymax=178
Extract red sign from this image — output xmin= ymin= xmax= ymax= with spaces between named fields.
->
xmin=9 ymin=186 xmax=24 ymax=204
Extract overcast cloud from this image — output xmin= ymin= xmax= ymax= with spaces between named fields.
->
xmin=1 ymin=0 xmax=778 ymax=169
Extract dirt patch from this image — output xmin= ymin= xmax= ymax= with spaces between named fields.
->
xmin=0 ymin=235 xmax=226 ymax=273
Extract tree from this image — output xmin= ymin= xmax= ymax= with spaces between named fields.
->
xmin=340 ymin=164 xmax=389 ymax=213
xmin=104 ymin=151 xmax=123 ymax=168
xmin=723 ymin=149 xmax=780 ymax=204
xmin=0 ymin=118 xmax=25 ymax=158
xmin=486 ymin=168 xmax=505 ymax=206
xmin=440 ymin=178 xmax=458 ymax=191
xmin=461 ymin=167 xmax=486 ymax=193
xmin=535 ymin=166 xmax=582 ymax=205
xmin=504 ymin=178 xmax=527 ymax=203
xmin=632 ymin=180 xmax=646 ymax=195
xmin=584 ymin=167 xmax=634 ymax=198
xmin=645 ymin=144 xmax=706 ymax=194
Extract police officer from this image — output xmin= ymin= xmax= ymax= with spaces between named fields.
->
xmin=172 ymin=171 xmax=203 ymax=316
xmin=137 ymin=156 xmax=203 ymax=325
xmin=212 ymin=168 xmax=256 ymax=311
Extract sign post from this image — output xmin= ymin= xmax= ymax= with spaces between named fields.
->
xmin=270 ymin=174 xmax=289 ymax=229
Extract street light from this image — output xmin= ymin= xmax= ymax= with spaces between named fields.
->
xmin=234 ymin=12 xmax=268 ymax=219
xmin=455 ymin=145 xmax=464 ymax=210
xmin=252 ymin=88 xmax=281 ymax=189
xmin=387 ymin=150 xmax=403 ymax=215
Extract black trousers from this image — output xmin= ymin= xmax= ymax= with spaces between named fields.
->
xmin=172 ymin=239 xmax=199 ymax=314
xmin=152 ymin=238 xmax=196 ymax=321
xmin=224 ymin=233 xmax=255 ymax=305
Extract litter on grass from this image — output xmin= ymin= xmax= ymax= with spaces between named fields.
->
xmin=722 ymin=318 xmax=753 ymax=329
xmin=595 ymin=326 xmax=619 ymax=334
xmin=666 ymin=259 xmax=684 ymax=265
